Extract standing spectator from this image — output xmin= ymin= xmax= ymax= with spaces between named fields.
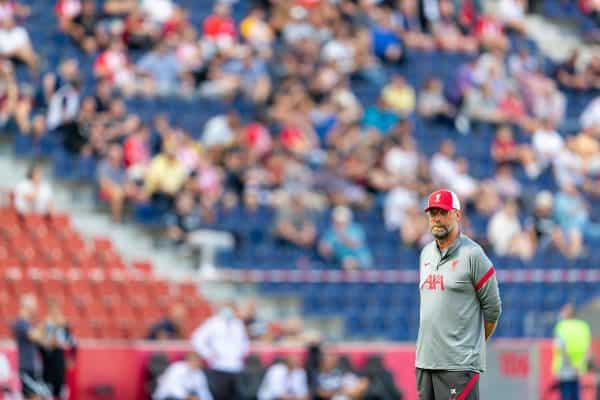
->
xmin=153 ymin=353 xmax=214 ymax=400
xmin=258 ymin=355 xmax=309 ymax=400
xmin=14 ymin=165 xmax=54 ymax=215
xmin=13 ymin=294 xmax=51 ymax=400
xmin=274 ymin=193 xmax=317 ymax=249
xmin=97 ymin=145 xmax=138 ymax=222
xmin=553 ymin=303 xmax=591 ymax=400
xmin=147 ymin=303 xmax=186 ymax=341
xmin=191 ymin=302 xmax=249 ymax=400
xmin=41 ymin=300 xmax=76 ymax=400
xmin=318 ymin=206 xmax=373 ymax=270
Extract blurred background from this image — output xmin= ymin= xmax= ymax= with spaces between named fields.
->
xmin=0 ymin=0 xmax=599 ymax=399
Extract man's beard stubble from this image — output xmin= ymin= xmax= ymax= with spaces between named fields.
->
xmin=431 ymin=224 xmax=453 ymax=239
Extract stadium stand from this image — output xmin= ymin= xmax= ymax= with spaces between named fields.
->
xmin=0 ymin=0 xmax=599 ymax=345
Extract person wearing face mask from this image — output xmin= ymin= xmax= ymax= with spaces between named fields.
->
xmin=191 ymin=301 xmax=249 ymax=400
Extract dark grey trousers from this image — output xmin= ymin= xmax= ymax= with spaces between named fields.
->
xmin=416 ymin=368 xmax=480 ymax=400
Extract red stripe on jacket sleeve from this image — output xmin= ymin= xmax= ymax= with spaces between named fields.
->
xmin=475 ymin=267 xmax=495 ymax=291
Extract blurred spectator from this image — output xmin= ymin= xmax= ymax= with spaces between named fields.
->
xmin=46 ymin=79 xmax=81 ymax=153
xmin=361 ymin=355 xmax=403 ymax=400
xmin=13 ymin=294 xmax=52 ymax=400
xmin=580 ymin=96 xmax=600 ymax=135
xmin=203 ymin=2 xmax=236 ymax=51
xmin=258 ymin=355 xmax=309 ymax=400
xmin=238 ymin=298 xmax=268 ymax=342
xmin=385 ymin=185 xmax=418 ymax=231
xmin=532 ymin=119 xmax=565 ymax=171
xmin=274 ymin=193 xmax=317 ymax=248
xmin=142 ymin=141 xmax=188 ymax=208
xmin=136 ymin=41 xmax=183 ymax=96
xmin=417 ymin=78 xmax=455 ymax=120
xmin=556 ymin=49 xmax=589 ymax=90
xmin=97 ymin=145 xmax=138 ymax=222
xmin=0 ymin=16 xmax=38 ymax=72
xmin=492 ymin=164 xmax=522 ymax=200
xmin=201 ymin=111 xmax=240 ymax=149
xmin=381 ymin=75 xmax=415 ymax=117
xmin=319 ymin=206 xmax=373 ymax=270
xmin=430 ymin=139 xmax=458 ymax=187
xmin=41 ymin=299 xmax=76 ymax=400
xmin=165 ymin=191 xmax=203 ymax=247
xmin=191 ymin=302 xmax=249 ymax=400
xmin=432 ymin=0 xmax=478 ymax=53
xmin=123 ymin=125 xmax=151 ymax=181
xmin=526 ymin=191 xmax=576 ymax=257
xmin=393 ymin=0 xmax=435 ymax=51
xmin=553 ymin=136 xmax=587 ymax=188
xmin=449 ymin=158 xmax=478 ymax=202
xmin=153 ymin=353 xmax=214 ymax=400
xmin=93 ymin=40 xmax=136 ymax=95
xmin=0 ymin=351 xmax=14 ymax=397
xmin=496 ymin=0 xmax=527 ymax=33
xmin=554 ymin=182 xmax=600 ymax=251
xmin=400 ymin=204 xmax=430 ymax=248
xmin=14 ymin=165 xmax=54 ymax=215
xmin=487 ymin=200 xmax=534 ymax=259
xmin=147 ymin=303 xmax=186 ymax=341
xmin=64 ymin=0 xmax=101 ymax=54
xmin=315 ymin=352 xmax=368 ymax=400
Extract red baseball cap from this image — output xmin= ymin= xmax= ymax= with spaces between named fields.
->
xmin=424 ymin=189 xmax=461 ymax=212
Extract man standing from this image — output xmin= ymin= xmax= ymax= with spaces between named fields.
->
xmin=13 ymin=294 xmax=52 ymax=400
xmin=191 ymin=302 xmax=249 ymax=400
xmin=416 ymin=189 xmax=502 ymax=400
xmin=552 ymin=303 xmax=591 ymax=400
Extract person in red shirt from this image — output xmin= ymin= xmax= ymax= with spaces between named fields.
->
xmin=474 ymin=14 xmax=508 ymax=51
xmin=203 ymin=2 xmax=236 ymax=50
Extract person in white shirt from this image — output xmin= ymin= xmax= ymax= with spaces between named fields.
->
xmin=191 ymin=303 xmax=249 ymax=400
xmin=257 ymin=355 xmax=308 ymax=400
xmin=532 ymin=119 xmax=565 ymax=170
xmin=14 ymin=165 xmax=54 ymax=215
xmin=153 ymin=353 xmax=213 ymax=400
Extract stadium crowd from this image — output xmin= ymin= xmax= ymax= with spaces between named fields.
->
xmin=2 ymin=0 xmax=600 ymax=269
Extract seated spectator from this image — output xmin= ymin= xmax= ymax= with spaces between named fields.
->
xmin=369 ymin=9 xmax=403 ymax=62
xmin=202 ymin=2 xmax=236 ymax=51
xmin=384 ymin=185 xmax=418 ymax=231
xmin=400 ymin=204 xmax=430 ymax=247
xmin=491 ymin=125 xmax=520 ymax=165
xmin=240 ymin=7 xmax=275 ymax=52
xmin=142 ymin=141 xmax=188 ymax=209
xmin=123 ymin=125 xmax=151 ymax=181
xmin=220 ymin=46 xmax=271 ymax=104
xmin=381 ymin=74 xmax=415 ymax=117
xmin=532 ymin=118 xmax=565 ymax=171
xmin=93 ymin=40 xmax=136 ymax=96
xmin=274 ymin=193 xmax=317 ymax=249
xmin=147 ymin=303 xmax=186 ymax=341
xmin=554 ymin=182 xmax=600 ymax=251
xmin=166 ymin=191 xmax=203 ymax=246
xmin=64 ymin=0 xmax=101 ymax=54
xmin=474 ymin=181 xmax=502 ymax=217
xmin=496 ymin=0 xmax=527 ymax=33
xmin=555 ymin=49 xmax=589 ymax=90
xmin=201 ymin=111 xmax=240 ymax=149
xmin=526 ymin=191 xmax=577 ymax=257
xmin=97 ymin=145 xmax=138 ymax=222
xmin=0 ymin=16 xmax=38 ymax=72
xmin=258 ymin=355 xmax=309 ymax=400
xmin=315 ymin=352 xmax=368 ymax=400
xmin=136 ymin=41 xmax=182 ymax=96
xmin=153 ymin=352 xmax=213 ymax=400
xmin=461 ymin=83 xmax=506 ymax=125
xmin=0 ymin=59 xmax=18 ymax=131
xmin=487 ymin=200 xmax=534 ymax=259
xmin=432 ymin=0 xmax=478 ymax=53
xmin=430 ymin=139 xmax=458 ymax=187
xmin=449 ymin=158 xmax=478 ymax=202
xmin=553 ymin=136 xmax=587 ymax=188
xmin=361 ymin=99 xmax=399 ymax=135
xmin=580 ymin=96 xmax=600 ymax=136
xmin=417 ymin=78 xmax=455 ymax=120
xmin=14 ymin=165 xmax=54 ymax=215
xmin=493 ymin=164 xmax=522 ymax=200
xmin=319 ymin=206 xmax=372 ymax=271
xmin=393 ymin=0 xmax=435 ymax=51
xmin=474 ymin=13 xmax=509 ymax=51
xmin=529 ymin=80 xmax=566 ymax=126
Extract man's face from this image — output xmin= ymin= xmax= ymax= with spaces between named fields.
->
xmin=427 ymin=208 xmax=460 ymax=240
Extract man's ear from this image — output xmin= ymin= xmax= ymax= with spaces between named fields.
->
xmin=455 ymin=210 xmax=462 ymax=221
